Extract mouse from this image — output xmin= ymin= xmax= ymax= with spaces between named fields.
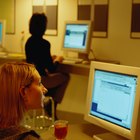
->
xmin=82 ymin=60 xmax=90 ymax=65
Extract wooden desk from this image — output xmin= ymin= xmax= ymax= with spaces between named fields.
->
xmin=57 ymin=59 xmax=119 ymax=76
xmin=0 ymin=53 xmax=90 ymax=76
xmin=57 ymin=63 xmax=90 ymax=76
xmin=40 ymin=123 xmax=107 ymax=140
xmin=0 ymin=52 xmax=119 ymax=77
xmin=0 ymin=53 xmax=119 ymax=77
xmin=0 ymin=53 xmax=25 ymax=64
xmin=40 ymin=123 xmax=127 ymax=140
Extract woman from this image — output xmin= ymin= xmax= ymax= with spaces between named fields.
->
xmin=0 ymin=62 xmax=47 ymax=139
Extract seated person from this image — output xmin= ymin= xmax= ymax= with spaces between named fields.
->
xmin=25 ymin=13 xmax=70 ymax=119
xmin=0 ymin=62 xmax=47 ymax=139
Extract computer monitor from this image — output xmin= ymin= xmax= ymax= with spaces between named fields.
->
xmin=0 ymin=20 xmax=6 ymax=48
xmin=62 ymin=20 xmax=92 ymax=60
xmin=84 ymin=61 xmax=140 ymax=140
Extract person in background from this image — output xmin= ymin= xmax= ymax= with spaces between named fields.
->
xmin=25 ymin=13 xmax=70 ymax=119
xmin=0 ymin=62 xmax=47 ymax=139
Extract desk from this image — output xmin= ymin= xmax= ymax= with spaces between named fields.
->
xmin=40 ymin=123 xmax=107 ymax=140
xmin=0 ymin=53 xmax=90 ymax=76
xmin=0 ymin=53 xmax=119 ymax=77
xmin=58 ymin=59 xmax=119 ymax=76
xmin=58 ymin=63 xmax=90 ymax=76
xmin=0 ymin=53 xmax=25 ymax=64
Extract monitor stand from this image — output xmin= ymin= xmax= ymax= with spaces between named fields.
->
xmin=93 ymin=132 xmax=128 ymax=140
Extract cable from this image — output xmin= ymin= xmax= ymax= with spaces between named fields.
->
xmin=88 ymin=48 xmax=96 ymax=61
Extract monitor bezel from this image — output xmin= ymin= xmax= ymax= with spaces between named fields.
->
xmin=62 ymin=20 xmax=92 ymax=54
xmin=84 ymin=61 xmax=140 ymax=140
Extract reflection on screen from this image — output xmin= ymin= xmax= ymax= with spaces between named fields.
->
xmin=64 ymin=24 xmax=88 ymax=49
xmin=90 ymin=70 xmax=137 ymax=129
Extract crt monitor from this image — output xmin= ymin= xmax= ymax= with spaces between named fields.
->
xmin=84 ymin=61 xmax=140 ymax=140
xmin=62 ymin=20 xmax=92 ymax=59
xmin=0 ymin=20 xmax=6 ymax=48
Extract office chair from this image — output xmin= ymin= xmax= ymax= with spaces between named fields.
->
xmin=22 ymin=96 xmax=55 ymax=131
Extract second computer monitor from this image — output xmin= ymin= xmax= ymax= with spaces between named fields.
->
xmin=62 ymin=20 xmax=92 ymax=59
xmin=84 ymin=61 xmax=140 ymax=140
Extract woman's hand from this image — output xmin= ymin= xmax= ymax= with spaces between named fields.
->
xmin=53 ymin=56 xmax=64 ymax=63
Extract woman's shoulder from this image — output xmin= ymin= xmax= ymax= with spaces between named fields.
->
xmin=0 ymin=126 xmax=42 ymax=140
xmin=17 ymin=129 xmax=42 ymax=140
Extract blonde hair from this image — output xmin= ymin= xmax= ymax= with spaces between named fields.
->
xmin=0 ymin=62 xmax=38 ymax=128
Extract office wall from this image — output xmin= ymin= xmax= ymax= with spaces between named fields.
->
xmin=5 ymin=0 xmax=77 ymax=55
xmin=4 ymin=0 xmax=140 ymax=67
xmin=93 ymin=0 xmax=140 ymax=67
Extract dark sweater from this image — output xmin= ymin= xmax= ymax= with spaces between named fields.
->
xmin=25 ymin=35 xmax=58 ymax=76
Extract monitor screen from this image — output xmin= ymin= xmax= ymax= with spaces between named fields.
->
xmin=62 ymin=20 xmax=92 ymax=54
xmin=0 ymin=20 xmax=6 ymax=48
xmin=84 ymin=61 xmax=140 ymax=140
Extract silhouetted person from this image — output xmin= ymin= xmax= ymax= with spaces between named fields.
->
xmin=25 ymin=13 xmax=70 ymax=119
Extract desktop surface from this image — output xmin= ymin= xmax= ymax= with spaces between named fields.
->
xmin=58 ymin=62 xmax=90 ymax=76
xmin=40 ymin=123 xmax=128 ymax=140
xmin=40 ymin=123 xmax=107 ymax=140
xmin=0 ymin=52 xmax=25 ymax=59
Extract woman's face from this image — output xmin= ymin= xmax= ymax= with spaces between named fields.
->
xmin=24 ymin=71 xmax=47 ymax=110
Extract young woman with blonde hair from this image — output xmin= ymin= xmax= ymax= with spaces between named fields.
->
xmin=0 ymin=62 xmax=47 ymax=139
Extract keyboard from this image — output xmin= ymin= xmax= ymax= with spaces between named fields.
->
xmin=62 ymin=57 xmax=83 ymax=64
